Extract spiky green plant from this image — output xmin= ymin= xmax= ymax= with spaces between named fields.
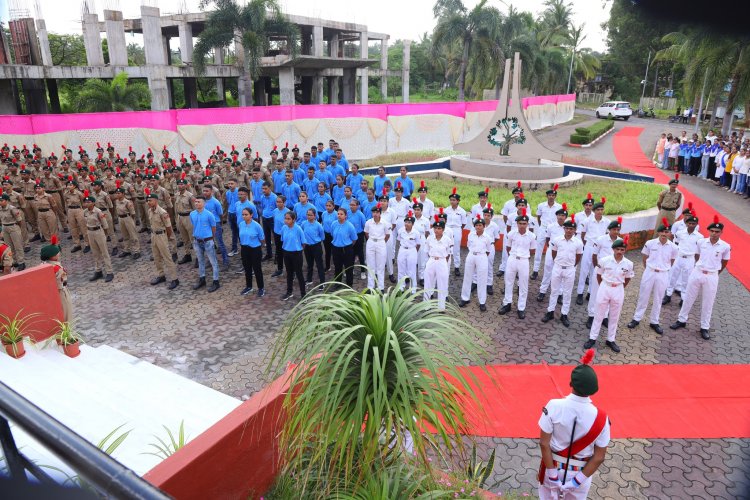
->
xmin=0 ymin=310 xmax=39 ymax=356
xmin=145 ymin=420 xmax=188 ymax=460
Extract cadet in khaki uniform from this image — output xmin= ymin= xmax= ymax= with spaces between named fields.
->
xmin=83 ymin=193 xmax=114 ymax=282
xmin=19 ymin=169 xmax=39 ymax=240
xmin=150 ymin=174 xmax=177 ymax=259
xmin=0 ymin=240 xmax=12 ymax=274
xmin=63 ymin=180 xmax=89 ymax=253
xmin=40 ymin=236 xmax=73 ymax=323
xmin=41 ymin=165 xmax=67 ymax=231
xmin=91 ymin=181 xmax=117 ymax=255
xmin=0 ymin=194 xmax=25 ymax=270
xmin=2 ymin=179 xmax=29 ymax=248
xmin=114 ymin=186 xmax=141 ymax=259
xmin=33 ymin=182 xmax=59 ymax=243
xmin=174 ymin=175 xmax=194 ymax=265
xmin=133 ymin=173 xmax=150 ymax=231
xmin=102 ymin=167 xmax=119 ymax=221
xmin=146 ymin=189 xmax=179 ymax=290
xmin=655 ymin=175 xmax=682 ymax=228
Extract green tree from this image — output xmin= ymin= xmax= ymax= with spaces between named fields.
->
xmin=536 ymin=0 xmax=573 ymax=49
xmin=48 ymin=33 xmax=87 ymax=66
xmin=194 ymin=0 xmax=300 ymax=106
xmin=73 ymin=71 xmax=150 ymax=112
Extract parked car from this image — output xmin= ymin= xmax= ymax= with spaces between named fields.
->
xmin=595 ymin=101 xmax=632 ymax=120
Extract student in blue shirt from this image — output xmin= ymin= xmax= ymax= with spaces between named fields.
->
xmin=281 ymin=170 xmax=301 ymax=209
xmin=201 ymin=185 xmax=228 ymax=268
xmin=334 ymin=149 xmax=349 ymax=173
xmin=689 ymin=141 xmax=703 ymax=176
xmin=271 ymin=159 xmax=287 ymax=194
xmin=238 ymin=207 xmax=265 ymax=297
xmin=190 ymin=195 xmax=221 ymax=292
xmin=292 ymin=158 xmax=306 ymax=186
xmin=347 ymin=198 xmax=367 ymax=277
xmin=300 ymin=208 xmax=326 ymax=284
xmin=346 ymin=163 xmax=364 ymax=195
xmin=249 ymin=169 xmax=264 ymax=217
xmin=395 ymin=166 xmax=414 ymax=198
xmin=373 ymin=166 xmax=388 ymax=194
xmin=321 ymin=200 xmax=337 ymax=272
xmin=331 ymin=207 xmax=358 ymax=287
xmin=234 ymin=187 xmax=255 ymax=224
xmin=677 ymin=141 xmax=688 ymax=173
xmin=328 ymin=156 xmax=345 ymax=181
xmin=332 ymin=175 xmax=346 ymax=208
xmin=315 ymin=161 xmax=334 ymax=189
xmin=302 ymin=167 xmax=319 ymax=194
xmin=309 ymin=146 xmax=320 ymax=170
xmin=258 ymin=182 xmax=277 ymax=259
xmin=359 ymin=187 xmax=378 ymax=221
xmin=225 ymin=179 xmax=240 ymax=255
xmin=271 ymin=195 xmax=289 ymax=277
xmin=280 ymin=211 xmax=306 ymax=300
xmin=300 ymin=151 xmax=314 ymax=173
xmin=293 ymin=191 xmax=317 ymax=225
xmin=312 ymin=182 xmax=333 ymax=219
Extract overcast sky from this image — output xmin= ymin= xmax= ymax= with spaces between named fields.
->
xmin=2 ymin=0 xmax=611 ymax=52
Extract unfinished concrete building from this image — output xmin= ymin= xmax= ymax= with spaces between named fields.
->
xmin=0 ymin=3 xmax=411 ymax=114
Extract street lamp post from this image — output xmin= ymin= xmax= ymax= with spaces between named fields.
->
xmin=640 ymin=50 xmax=651 ymax=108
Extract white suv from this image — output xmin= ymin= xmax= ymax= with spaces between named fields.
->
xmin=595 ymin=101 xmax=632 ymax=120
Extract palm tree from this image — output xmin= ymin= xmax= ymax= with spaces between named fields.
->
xmin=73 ymin=71 xmax=150 ymax=112
xmin=565 ymin=23 xmax=600 ymax=93
xmin=267 ymin=286 xmax=487 ymax=497
xmin=537 ymin=0 xmax=573 ymax=49
xmin=194 ymin=0 xmax=300 ymax=106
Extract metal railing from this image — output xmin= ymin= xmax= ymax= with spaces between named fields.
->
xmin=0 ymin=381 xmax=171 ymax=499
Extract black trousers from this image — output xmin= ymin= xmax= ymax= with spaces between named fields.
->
xmin=353 ymin=232 xmax=366 ymax=266
xmin=708 ymin=156 xmax=717 ymax=180
xmin=283 ymin=250 xmax=305 ymax=296
xmin=332 ymin=244 xmax=354 ymax=286
xmin=304 ymin=242 xmax=325 ymax=282
xmin=240 ymin=245 xmax=264 ymax=289
xmin=262 ymin=217 xmax=274 ymax=256
xmin=324 ymin=232 xmax=333 ymax=270
xmin=689 ymin=156 xmax=701 ymax=176
xmin=273 ymin=233 xmax=283 ymax=271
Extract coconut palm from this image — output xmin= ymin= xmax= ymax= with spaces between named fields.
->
xmin=194 ymin=0 xmax=300 ymax=106
xmin=537 ymin=0 xmax=573 ymax=49
xmin=267 ymin=286 xmax=487 ymax=497
xmin=73 ymin=72 xmax=150 ymax=112
xmin=565 ymin=23 xmax=600 ymax=93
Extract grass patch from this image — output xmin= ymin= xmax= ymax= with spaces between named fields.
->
xmin=355 ymin=149 xmax=459 ymax=168
xmin=368 ymin=176 xmax=663 ymax=214
xmin=570 ymin=119 xmax=614 ymax=145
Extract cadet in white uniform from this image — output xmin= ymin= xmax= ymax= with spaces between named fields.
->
xmin=534 ymin=184 xmax=562 ymax=279
xmin=627 ymin=219 xmax=678 ymax=334
xmin=445 ymin=188 xmax=467 ymax=276
xmin=470 ymin=188 xmax=490 ymax=219
xmin=585 ymin=219 xmax=622 ymax=329
xmin=538 ymin=349 xmax=611 ymax=500
xmin=498 ymin=182 xmax=524 ymax=277
xmin=379 ymin=195 xmax=397 ymax=282
xmin=499 ymin=207 xmax=536 ymax=319
xmin=411 ymin=200 xmax=431 ymax=285
xmin=538 ymin=204 xmax=569 ymax=303
xmin=479 ymin=205 xmax=501 ymax=295
xmin=415 ymin=181 xmax=435 ymax=220
xmin=423 ymin=217 xmax=453 ymax=310
xmin=671 ymin=216 xmax=731 ymax=340
xmin=396 ymin=210 xmax=422 ymax=293
xmin=460 ymin=215 xmax=493 ymax=311
xmin=364 ymin=203 xmax=391 ymax=291
xmin=576 ymin=198 xmax=611 ymax=304
xmin=389 ymin=183 xmax=412 ymax=282
xmin=663 ymin=212 xmax=702 ymax=305
xmin=584 ymin=236 xmax=634 ymax=353
xmin=542 ymin=215 xmax=583 ymax=327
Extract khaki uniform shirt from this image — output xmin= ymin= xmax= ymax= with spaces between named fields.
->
xmin=658 ymin=190 xmax=682 ymax=211
xmin=102 ymin=176 xmax=118 ymax=195
xmin=93 ymin=191 xmax=113 ymax=212
xmin=83 ymin=207 xmax=108 ymax=230
xmin=154 ymin=185 xmax=172 ymax=209
xmin=148 ymin=205 xmax=171 ymax=232
xmin=42 ymin=175 xmax=63 ymax=193
xmin=33 ymin=193 xmax=55 ymax=211
xmin=20 ymin=179 xmax=36 ymax=200
xmin=63 ymin=189 xmax=84 ymax=208
xmin=0 ymin=204 xmax=23 ymax=225
xmin=174 ymin=190 xmax=195 ymax=216
xmin=115 ymin=198 xmax=136 ymax=217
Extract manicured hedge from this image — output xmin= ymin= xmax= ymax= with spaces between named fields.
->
xmin=570 ymin=119 xmax=614 ymax=145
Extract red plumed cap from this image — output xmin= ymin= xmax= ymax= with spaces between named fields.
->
xmin=285 ymin=142 xmax=288 ymax=148
xmin=83 ymin=189 xmax=89 ymax=197
xmin=580 ymin=349 xmax=595 ymax=365
xmin=88 ymin=174 xmax=95 ymax=182
xmin=688 ymin=202 xmax=693 ymax=210
xmin=487 ymin=202 xmax=492 ymax=209
xmin=434 ymin=214 xmax=440 ymax=222
xmin=96 ymin=142 xmax=101 ymax=148
xmin=485 ymin=187 xmax=489 ymax=194
xmin=439 ymin=207 xmax=444 ymax=214
xmin=256 ymin=152 xmax=260 ymax=158
xmin=376 ymin=202 xmax=381 ymax=210
xmin=420 ymin=180 xmax=425 ymax=188
xmin=408 ymin=210 xmax=413 ymax=217
xmin=553 ymin=183 xmax=559 ymax=191
xmin=519 ymin=192 xmax=525 ymax=199
xmin=231 ymin=144 xmax=235 ymax=150
xmin=571 ymin=213 xmax=576 ymax=222
xmin=116 ymin=154 xmax=120 ymax=159
xmin=89 ymin=165 xmax=95 ymax=172
xmin=397 ymin=181 xmax=402 ymax=188
xmin=713 ymin=214 xmax=720 ymax=224
xmin=116 ymin=180 xmax=122 ymax=188
xmin=206 ymin=168 xmax=212 ymax=176
xmin=144 ymin=187 xmax=151 ymax=196
xmin=601 ymin=197 xmax=606 ymax=204
xmin=148 ymin=148 xmax=152 ymax=153
xmin=662 ymin=217 xmax=669 ymax=226
xmin=476 ymin=213 xmax=482 ymax=220
xmin=50 ymin=234 xmax=59 ymax=245
xmin=517 ymin=181 xmax=522 ymax=188
xmin=617 ymin=216 xmax=622 ymax=224
xmin=129 ymin=146 xmax=132 ymax=152
xmin=413 ymin=197 xmax=417 ymax=203
xmin=452 ymin=187 xmax=457 ymax=195
xmin=561 ymin=202 xmax=567 ymax=211
xmin=181 ymin=172 xmax=186 ymax=180
xmin=586 ymin=192 xmax=592 ymax=199
xmin=521 ymin=207 xmax=527 ymax=217
xmin=61 ymin=144 xmax=66 ymax=149
xmin=107 ymin=142 xmax=111 ymax=148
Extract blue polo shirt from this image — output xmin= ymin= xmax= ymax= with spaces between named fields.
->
xmin=373 ymin=175 xmax=388 ymax=194
xmin=204 ymin=196 xmax=223 ymax=223
xmin=328 ymin=163 xmax=345 ymax=181
xmin=190 ymin=208 xmax=216 ymax=239
xmin=272 ymin=207 xmax=289 ymax=235
xmin=281 ymin=181 xmax=301 ymax=208
xmin=332 ymin=184 xmax=346 ymax=206
xmin=360 ymin=197 xmax=377 ymax=220
xmin=293 ymin=166 xmax=306 ymax=185
xmin=312 ymin=191 xmax=333 ymax=213
xmin=250 ymin=179 xmax=264 ymax=201
xmin=234 ymin=199 xmax=256 ymax=222
xmin=331 ymin=219 xmax=357 ymax=247
xmin=300 ymin=219 xmax=324 ymax=244
xmin=271 ymin=169 xmax=286 ymax=193
xmin=293 ymin=201 xmax=316 ymax=224
xmin=346 ymin=172 xmax=364 ymax=194
xmin=394 ymin=176 xmax=414 ymax=198
xmin=225 ymin=188 xmax=239 ymax=214
xmin=259 ymin=192 xmax=277 ymax=219
xmin=281 ymin=223 xmax=306 ymax=251
xmin=238 ymin=219 xmax=264 ymax=247
xmin=337 ymin=157 xmax=349 ymax=173
xmin=321 ymin=210 xmax=337 ymax=234
xmin=315 ymin=169 xmax=334 ymax=189
xmin=346 ymin=209 xmax=366 ymax=233
xmin=302 ymin=176 xmax=319 ymax=194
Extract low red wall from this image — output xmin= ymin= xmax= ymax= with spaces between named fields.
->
xmin=143 ymin=372 xmax=292 ymax=499
xmin=0 ymin=265 xmax=63 ymax=341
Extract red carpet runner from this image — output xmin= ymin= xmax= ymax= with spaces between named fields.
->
xmin=612 ymin=126 xmax=750 ymax=290
xmin=459 ymin=364 xmax=750 ymax=439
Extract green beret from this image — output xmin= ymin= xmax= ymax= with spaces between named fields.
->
xmin=571 ymin=364 xmax=598 ymax=396
xmin=0 ymin=194 xmax=10 ymax=201
xmin=83 ymin=196 xmax=96 ymax=203
xmin=40 ymin=242 xmax=61 ymax=260
xmin=432 ymin=219 xmax=446 ymax=229
xmin=611 ymin=237 xmax=626 ymax=249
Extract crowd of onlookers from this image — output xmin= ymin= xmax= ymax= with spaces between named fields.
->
xmin=654 ymin=128 xmax=750 ymax=197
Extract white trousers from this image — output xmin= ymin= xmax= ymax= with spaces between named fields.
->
xmin=418 ymin=245 xmax=427 ymax=279
xmin=632 ymin=268 xmax=669 ymax=324
xmin=503 ymin=256 xmax=530 ymax=310
xmin=576 ymin=244 xmax=594 ymax=294
xmin=534 ymin=231 xmax=547 ymax=272
xmin=472 ymin=247 xmax=496 ymax=286
xmin=397 ymin=246 xmax=418 ymax=292
xmin=586 ymin=272 xmax=601 ymax=318
xmin=678 ymin=269 xmax=719 ymax=329
xmin=666 ymin=255 xmax=695 ymax=295
xmin=540 ymin=247 xmax=556 ymax=294
xmin=499 ymin=243 xmax=509 ymax=272
xmin=424 ymin=258 xmax=449 ymax=310
xmin=386 ymin=232 xmax=395 ymax=275
xmin=366 ymin=239 xmax=387 ymax=291
xmin=589 ymin=283 xmax=624 ymax=342
xmin=538 ymin=474 xmax=593 ymax=500
xmin=449 ymin=227 xmax=462 ymax=269
xmin=462 ymin=252 xmax=488 ymax=304
xmin=548 ymin=265 xmax=576 ymax=315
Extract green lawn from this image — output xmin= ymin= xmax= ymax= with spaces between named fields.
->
xmin=368 ymin=177 xmax=664 ymax=215
xmin=355 ymin=150 xmax=458 ymax=169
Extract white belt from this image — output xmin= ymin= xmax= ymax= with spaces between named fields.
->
xmin=679 ymin=254 xmax=694 ymax=258
xmin=603 ymin=280 xmax=622 ymax=287
xmin=699 ymin=269 xmax=718 ymax=274
xmin=552 ymin=453 xmax=589 ymax=469
xmin=647 ymin=267 xmax=668 ymax=273
xmin=555 ymin=264 xmax=574 ymax=269
xmin=471 ymin=251 xmax=485 ymax=255
xmin=401 ymin=245 xmax=417 ymax=250
xmin=512 ymin=256 xmax=529 ymax=260
xmin=369 ymin=238 xmax=385 ymax=242
xmin=431 ymin=256 xmax=445 ymax=261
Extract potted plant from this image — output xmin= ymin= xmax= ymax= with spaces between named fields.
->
xmin=0 ymin=311 xmax=40 ymax=359
xmin=53 ymin=321 xmax=84 ymax=358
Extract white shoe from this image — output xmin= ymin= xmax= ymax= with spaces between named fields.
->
xmin=360 ymin=272 xmax=367 ymax=280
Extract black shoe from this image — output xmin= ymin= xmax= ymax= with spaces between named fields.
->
xmin=118 ymin=237 xmax=123 ymax=243
xmin=194 ymin=259 xmax=199 ymax=268
xmin=168 ymin=279 xmax=179 ymax=290
xmin=561 ymin=315 xmax=570 ymax=328
xmin=471 ymin=283 xmax=477 ymax=292
xmin=282 ymin=292 xmax=293 ymax=301
xmin=389 ymin=274 xmax=397 ymax=283
xmin=118 ymin=251 xmax=131 ymax=259
xmin=537 ymin=292 xmax=545 ymax=302
xmin=557 ymin=295 xmax=563 ymax=305
xmin=627 ymin=320 xmax=639 ymax=329
xmin=542 ymin=311 xmax=554 ymax=323
xmin=479 ymin=304 xmax=487 ymax=312
xmin=679 ymin=299 xmax=683 ymax=307
xmin=662 ymin=294 xmax=671 ymax=305
xmin=271 ymin=270 xmax=283 ymax=277
xmin=586 ymin=316 xmax=594 ymax=329
xmin=602 ymin=318 xmax=609 ymax=328
xmin=24 ymin=246 xmax=31 ymax=253
xmin=670 ymin=321 xmax=686 ymax=330
xmin=104 ymin=273 xmax=114 ymax=283
xmin=16 ymin=263 xmax=26 ymax=271
xmin=496 ymin=270 xmax=504 ymax=277
xmin=176 ymin=241 xmax=183 ymax=248
xmin=674 ymin=290 xmax=681 ymax=297
xmin=586 ymin=292 xmax=590 ymax=301
xmin=89 ymin=271 xmax=103 ymax=282
xmin=193 ymin=277 xmax=206 ymax=290
xmin=30 ymin=234 xmax=41 ymax=242
xmin=177 ymin=254 xmax=192 ymax=265
xmin=71 ymin=246 xmax=82 ymax=253
xmin=132 ymin=252 xmax=141 ymax=260
xmin=517 ymin=310 xmax=525 ymax=319
xmin=531 ymin=271 xmax=538 ymax=280
xmin=605 ymin=340 xmax=621 ymax=353
xmin=106 ymin=236 xmax=111 ymax=242
xmin=487 ymin=285 xmax=493 ymax=296
xmin=241 ymin=287 xmax=254 ymax=296
xmin=576 ymin=294 xmax=584 ymax=305
xmin=459 ymin=300 xmax=469 ymax=308
xmin=650 ymin=323 xmax=663 ymax=335
xmin=83 ymin=246 xmax=91 ymax=254
xmin=498 ymin=304 xmax=511 ymax=315
xmin=63 ymin=227 xmax=69 ymax=233
xmin=139 ymin=227 xmax=149 ymax=233
xmin=583 ymin=339 xmax=596 ymax=349
xmin=172 ymin=253 xmax=178 ymax=263
xmin=418 ymin=279 xmax=424 ymax=287
xmin=207 ymin=280 xmax=220 ymax=293
xmin=700 ymin=328 xmax=710 ymax=340
xmin=257 ymin=288 xmax=265 ymax=297
xmin=454 ymin=268 xmax=460 ymax=277
xmin=150 ymin=276 xmax=167 ymax=285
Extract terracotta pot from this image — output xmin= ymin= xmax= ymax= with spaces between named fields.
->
xmin=62 ymin=341 xmax=80 ymax=358
xmin=3 ymin=340 xmax=26 ymax=359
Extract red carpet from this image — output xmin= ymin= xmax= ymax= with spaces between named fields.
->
xmin=459 ymin=364 xmax=750 ymax=439
xmin=612 ymin=127 xmax=750 ymax=290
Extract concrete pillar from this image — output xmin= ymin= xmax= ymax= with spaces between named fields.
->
xmin=254 ymin=79 xmax=267 ymax=106
xmin=330 ymin=33 xmax=339 ymax=58
xmin=359 ymin=32 xmax=368 ymax=104
xmin=142 ymin=6 xmax=166 ymax=65
xmin=82 ymin=13 xmax=104 ymax=66
xmin=328 ymin=77 xmax=339 ymax=104
xmin=342 ymin=69 xmax=355 ymax=104
xmin=214 ymin=47 xmax=224 ymax=99
xmin=35 ymin=19 xmax=53 ymax=66
xmin=312 ymin=73 xmax=324 ymax=105
xmin=279 ymin=67 xmax=295 ymax=106
xmin=312 ymin=25 xmax=324 ymax=57
xmin=0 ymin=80 xmax=19 ymax=114
xmin=104 ymin=10 xmax=128 ymax=66
xmin=164 ymin=36 xmax=172 ymax=65
xmin=21 ymin=79 xmax=48 ymax=113
xmin=402 ymin=39 xmax=411 ymax=103
xmin=148 ymin=72 xmax=170 ymax=110
xmin=380 ymin=38 xmax=388 ymax=100
xmin=178 ymin=21 xmax=193 ymax=64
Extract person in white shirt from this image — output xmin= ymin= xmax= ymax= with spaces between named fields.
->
xmin=459 ymin=215 xmax=493 ymax=311
xmin=576 ymin=198 xmax=611 ymax=304
xmin=537 ymin=204 xmax=569 ymax=303
xmin=584 ymin=236 xmax=635 ymax=353
xmin=364 ymin=203 xmax=391 ymax=292
xmin=470 ymin=188 xmax=490 ymax=220
xmin=411 ymin=201 xmax=431 ymax=285
xmin=534 ymin=185 xmax=562 ymax=279
xmin=574 ymin=195 xmax=594 ymax=239
xmin=474 ymin=205 xmax=501 ymax=296
xmin=396 ymin=210 xmax=422 ymax=293
xmin=378 ymin=195 xmax=397 ymax=283
xmin=671 ymin=216 xmax=731 ymax=340
xmin=542 ymin=215 xmax=583 ymax=327
xmin=445 ymin=188 xmax=467 ymax=276
xmin=423 ymin=217 xmax=453 ymax=310
xmin=585 ymin=219 xmax=622 ymax=329
xmin=415 ymin=182 xmax=435 ymax=220
xmin=499 ymin=208 xmax=536 ymax=319
xmin=627 ymin=220 xmax=678 ymax=334
xmin=498 ymin=183 xmax=525 ymax=277
xmin=663 ymin=213 xmax=702 ymax=304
